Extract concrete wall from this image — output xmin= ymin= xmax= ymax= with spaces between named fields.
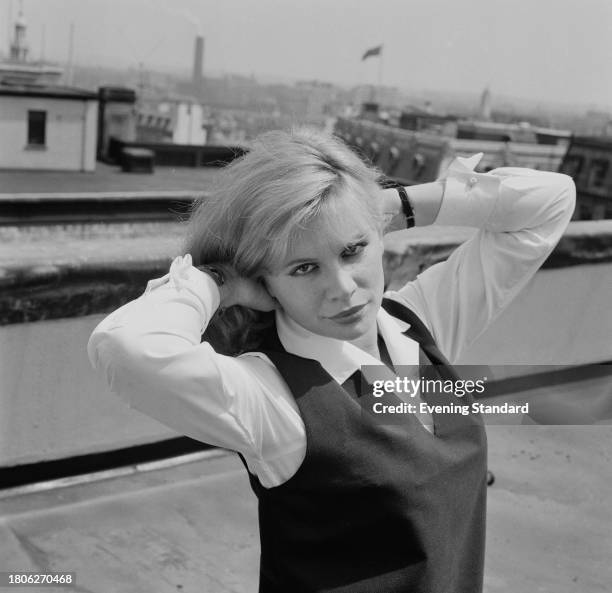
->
xmin=0 ymin=316 xmax=176 ymax=467
xmin=459 ymin=263 xmax=612 ymax=367
xmin=1 ymin=221 xmax=611 ymax=467
xmin=0 ymin=96 xmax=97 ymax=171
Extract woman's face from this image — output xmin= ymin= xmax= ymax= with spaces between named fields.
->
xmin=263 ymin=197 xmax=384 ymax=341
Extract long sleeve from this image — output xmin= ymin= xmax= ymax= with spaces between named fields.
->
xmin=87 ymin=256 xmax=306 ymax=487
xmin=87 ymin=155 xmax=576 ymax=486
xmin=394 ymin=154 xmax=576 ymax=363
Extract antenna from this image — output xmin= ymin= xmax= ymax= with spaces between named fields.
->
xmin=66 ymin=22 xmax=74 ymax=85
xmin=137 ymin=61 xmax=147 ymax=106
xmin=8 ymin=0 xmax=13 ymax=54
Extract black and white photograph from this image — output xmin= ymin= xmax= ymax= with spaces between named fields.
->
xmin=1 ymin=0 xmax=611 ymax=591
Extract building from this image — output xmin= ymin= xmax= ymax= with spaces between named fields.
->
xmin=0 ymin=85 xmax=98 ymax=171
xmin=0 ymin=7 xmax=60 ymax=85
xmin=478 ymin=86 xmax=492 ymax=121
xmin=335 ymin=107 xmax=571 ymax=186
xmin=559 ymin=136 xmax=612 ymax=220
xmin=136 ymin=97 xmax=207 ymax=145
xmin=97 ymin=86 xmax=137 ymax=161
xmin=0 ymin=8 xmax=98 ymax=171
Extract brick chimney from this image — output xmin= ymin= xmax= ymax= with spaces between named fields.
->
xmin=193 ymin=36 xmax=204 ymax=91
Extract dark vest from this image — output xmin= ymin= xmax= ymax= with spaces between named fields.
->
xmin=240 ymin=298 xmax=487 ymax=593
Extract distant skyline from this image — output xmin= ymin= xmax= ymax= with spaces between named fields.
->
xmin=2 ymin=0 xmax=612 ymax=109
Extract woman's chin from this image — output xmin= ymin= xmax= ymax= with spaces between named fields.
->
xmin=319 ymin=316 xmax=374 ymax=341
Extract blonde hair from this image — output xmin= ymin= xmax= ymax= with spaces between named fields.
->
xmin=184 ymin=127 xmax=383 ymax=354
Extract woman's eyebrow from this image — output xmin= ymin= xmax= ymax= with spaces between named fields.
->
xmin=281 ymin=232 xmax=370 ymax=268
xmin=346 ymin=233 xmax=368 ymax=243
xmin=283 ymin=254 xmax=317 ymax=268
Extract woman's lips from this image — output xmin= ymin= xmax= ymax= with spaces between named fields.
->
xmin=327 ymin=303 xmax=367 ymax=321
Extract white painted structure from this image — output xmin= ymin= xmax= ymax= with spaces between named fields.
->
xmin=0 ymin=87 xmax=98 ymax=171
xmin=173 ymin=101 xmax=207 ymax=145
xmin=139 ymin=98 xmax=207 ymax=145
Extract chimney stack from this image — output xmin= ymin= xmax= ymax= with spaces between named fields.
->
xmin=192 ymin=35 xmax=204 ymax=91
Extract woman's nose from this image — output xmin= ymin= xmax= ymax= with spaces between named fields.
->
xmin=325 ymin=267 xmax=357 ymax=300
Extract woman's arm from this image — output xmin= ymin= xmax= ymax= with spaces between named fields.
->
xmin=380 ymin=180 xmax=444 ymax=232
xmin=87 ymin=256 xmax=305 ymax=486
xmin=387 ymin=154 xmax=576 ymax=362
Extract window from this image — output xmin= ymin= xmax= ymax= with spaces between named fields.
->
xmin=27 ymin=110 xmax=47 ymax=146
xmin=560 ymin=155 xmax=583 ymax=178
xmin=587 ymin=159 xmax=609 ymax=189
xmin=578 ymin=203 xmax=593 ymax=220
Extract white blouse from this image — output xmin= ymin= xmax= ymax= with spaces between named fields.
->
xmin=88 ymin=154 xmax=575 ymax=488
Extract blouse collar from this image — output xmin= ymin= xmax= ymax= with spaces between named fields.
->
xmin=274 ymin=295 xmax=420 ymax=384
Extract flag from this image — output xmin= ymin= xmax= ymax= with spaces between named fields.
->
xmin=362 ymin=45 xmax=382 ymax=61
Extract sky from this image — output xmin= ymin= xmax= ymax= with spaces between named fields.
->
xmin=2 ymin=0 xmax=612 ymax=108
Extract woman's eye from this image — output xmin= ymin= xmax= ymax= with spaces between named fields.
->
xmin=291 ymin=263 xmax=317 ymax=276
xmin=343 ymin=242 xmax=367 ymax=257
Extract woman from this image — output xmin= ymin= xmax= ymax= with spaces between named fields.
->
xmin=88 ymin=128 xmax=575 ymax=592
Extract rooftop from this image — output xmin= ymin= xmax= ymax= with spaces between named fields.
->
xmin=0 ymin=82 xmax=97 ymax=100
xmin=572 ymin=135 xmax=612 ymax=149
xmin=0 ymin=162 xmax=223 ymax=194
xmin=1 ymin=424 xmax=610 ymax=592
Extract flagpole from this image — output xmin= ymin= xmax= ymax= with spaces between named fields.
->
xmin=366 ymin=55 xmax=374 ymax=103
xmin=360 ymin=45 xmax=383 ymax=105
xmin=377 ymin=47 xmax=383 ymax=103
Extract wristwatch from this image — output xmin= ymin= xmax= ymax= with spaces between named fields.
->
xmin=395 ymin=185 xmax=415 ymax=229
xmin=378 ymin=177 xmax=415 ymax=229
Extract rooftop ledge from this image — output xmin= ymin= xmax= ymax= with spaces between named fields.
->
xmin=1 ymin=220 xmax=611 ymax=325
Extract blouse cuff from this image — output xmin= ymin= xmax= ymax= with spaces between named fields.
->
xmin=434 ymin=153 xmax=502 ymax=229
xmin=145 ymin=255 xmax=222 ymax=322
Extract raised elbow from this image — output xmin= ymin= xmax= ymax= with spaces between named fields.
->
xmin=538 ymin=172 xmax=576 ymax=229
xmin=557 ymin=173 xmax=577 ymax=218
xmin=87 ymin=323 xmax=162 ymax=400
xmin=87 ymin=327 xmax=135 ymax=396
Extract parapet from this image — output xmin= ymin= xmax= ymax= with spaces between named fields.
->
xmin=1 ymin=219 xmax=611 ymax=325
xmin=1 ymin=216 xmax=611 ymax=468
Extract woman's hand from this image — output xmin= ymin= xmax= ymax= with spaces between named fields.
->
xmin=198 ymin=264 xmax=277 ymax=312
